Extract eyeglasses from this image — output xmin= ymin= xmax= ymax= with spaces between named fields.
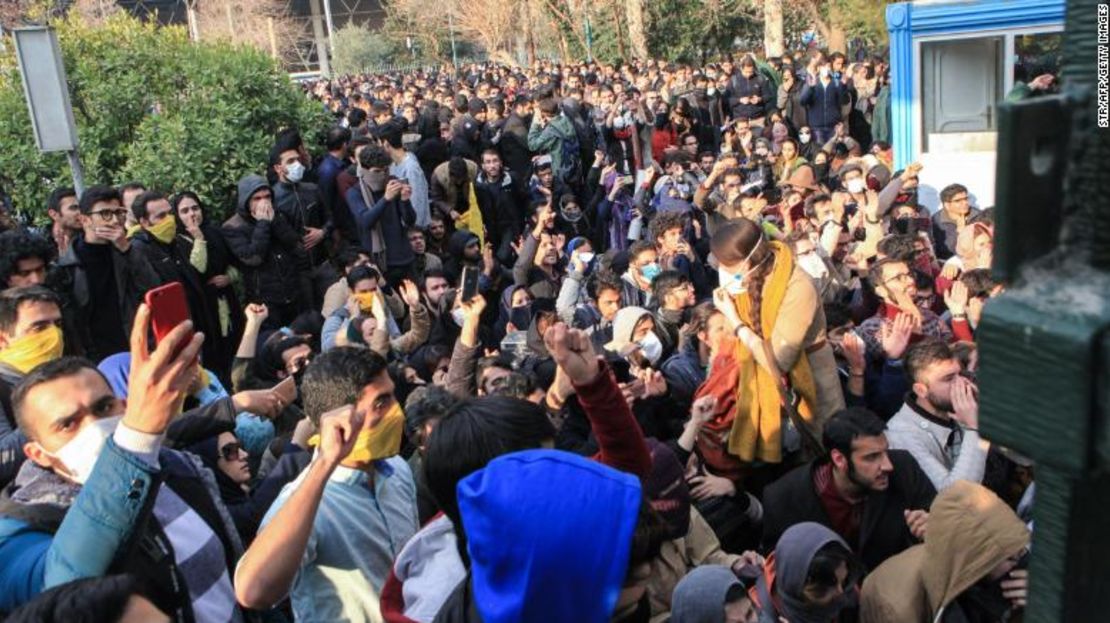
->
xmin=90 ymin=209 xmax=129 ymax=222
xmin=219 ymin=442 xmax=245 ymax=461
xmin=882 ymin=271 xmax=914 ymax=286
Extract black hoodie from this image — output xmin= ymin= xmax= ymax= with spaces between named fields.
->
xmin=221 ymin=174 xmax=303 ymax=307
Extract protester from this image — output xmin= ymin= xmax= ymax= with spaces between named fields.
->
xmin=234 ymin=347 xmax=417 ymax=621
xmin=0 ymin=307 xmax=249 ymax=621
xmin=860 ymin=481 xmax=1030 ymax=622
xmin=886 ymin=339 xmax=989 ymax=491
xmin=750 ymin=522 xmax=862 ymax=623
xmin=54 ymin=185 xmax=161 ymax=361
xmin=0 ymin=43 xmax=1043 ymax=623
xmin=762 ymin=408 xmax=936 ymax=571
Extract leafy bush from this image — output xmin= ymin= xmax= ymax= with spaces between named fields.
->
xmin=332 ymin=22 xmax=401 ymax=76
xmin=0 ymin=12 xmax=331 ymax=222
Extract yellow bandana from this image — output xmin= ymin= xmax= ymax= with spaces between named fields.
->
xmin=308 ymin=403 xmax=405 ymax=464
xmin=353 ymin=292 xmax=378 ymax=313
xmin=146 ymin=216 xmax=178 ymax=245
xmin=0 ymin=325 xmax=64 ymax=374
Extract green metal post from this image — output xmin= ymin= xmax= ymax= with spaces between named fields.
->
xmin=979 ymin=0 xmax=1110 ymax=621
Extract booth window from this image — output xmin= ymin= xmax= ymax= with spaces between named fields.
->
xmin=921 ymin=36 xmax=1004 ymax=152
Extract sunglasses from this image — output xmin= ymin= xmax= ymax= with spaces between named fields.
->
xmin=219 ymin=442 xmax=245 ymax=461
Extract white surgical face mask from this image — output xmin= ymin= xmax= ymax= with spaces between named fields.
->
xmin=799 ymin=133 xmax=812 ymax=145
xmin=637 ymin=332 xmax=663 ymax=365
xmin=719 ymin=266 xmax=746 ymax=295
xmin=49 ymin=415 xmax=122 ymax=484
xmin=707 ymin=87 xmax=717 ymax=97
xmin=577 ymin=252 xmax=596 ymax=264
xmin=285 ymin=161 xmax=306 ymax=184
xmin=845 ymin=178 xmax=866 ymax=194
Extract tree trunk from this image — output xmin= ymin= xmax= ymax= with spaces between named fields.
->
xmin=611 ymin=0 xmax=627 ymax=60
xmin=763 ymin=0 xmax=784 ymax=57
xmin=826 ymin=25 xmax=847 ymax=53
xmin=525 ymin=0 xmax=537 ymax=66
xmin=624 ymin=0 xmax=647 ymax=59
xmin=824 ymin=1 xmax=847 ymax=53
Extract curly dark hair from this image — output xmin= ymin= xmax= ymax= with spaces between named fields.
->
xmin=0 ymin=230 xmax=56 ymax=287
xmin=649 ymin=211 xmax=686 ymax=244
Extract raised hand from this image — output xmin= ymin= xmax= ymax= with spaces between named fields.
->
xmin=543 ymin=322 xmax=601 ymax=386
xmin=243 ymin=306 xmax=268 ymax=330
xmin=459 ymin=293 xmax=486 ymax=321
xmin=712 ymin=287 xmax=742 ymax=330
xmin=841 ymin=330 xmax=867 ymax=374
xmin=950 ymin=376 xmax=979 ymax=429
xmin=232 ymin=388 xmax=285 ymax=419
xmin=690 ymin=395 xmax=718 ymax=427
xmin=384 ymin=179 xmax=405 ymax=201
xmin=316 ymin=405 xmax=366 ymax=469
xmin=398 ymin=279 xmax=421 ymax=308
xmin=944 ymin=280 xmax=969 ymax=317
xmin=881 ymin=313 xmax=915 ymax=360
xmin=122 ymin=305 xmax=205 ymax=435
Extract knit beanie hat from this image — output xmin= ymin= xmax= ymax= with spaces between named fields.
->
xmin=644 ymin=439 xmax=691 ymax=540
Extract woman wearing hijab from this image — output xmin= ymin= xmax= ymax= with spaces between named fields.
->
xmin=185 ymin=425 xmax=312 ymax=544
xmin=751 ymin=522 xmax=861 ymax=623
xmin=706 ymin=218 xmax=844 ymax=470
xmin=173 ymin=191 xmax=243 ymax=383
xmin=671 ymin=565 xmax=758 ymax=623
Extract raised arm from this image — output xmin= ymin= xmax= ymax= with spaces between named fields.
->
xmin=235 ymin=406 xmax=364 ymax=609
xmin=544 ymin=323 xmax=651 ymax=478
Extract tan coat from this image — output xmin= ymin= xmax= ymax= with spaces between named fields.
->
xmin=647 ymin=508 xmax=743 ymax=622
xmin=860 ymin=481 xmax=1030 ymax=623
xmin=429 ymin=158 xmax=479 ymax=220
xmin=770 ymin=266 xmax=845 ymax=431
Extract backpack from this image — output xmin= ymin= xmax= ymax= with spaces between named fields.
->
xmin=556 ymin=122 xmax=582 ymax=187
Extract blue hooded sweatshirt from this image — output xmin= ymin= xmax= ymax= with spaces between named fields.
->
xmin=456 ymin=449 xmax=642 ymax=623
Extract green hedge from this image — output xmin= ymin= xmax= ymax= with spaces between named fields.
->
xmin=0 ymin=13 xmax=331 ymax=222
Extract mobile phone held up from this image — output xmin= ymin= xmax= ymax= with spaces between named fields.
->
xmin=144 ymin=282 xmax=193 ymax=356
xmin=460 ymin=266 xmax=480 ymax=304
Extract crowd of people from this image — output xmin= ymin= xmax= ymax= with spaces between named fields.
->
xmin=0 ymin=47 xmax=1038 ymax=623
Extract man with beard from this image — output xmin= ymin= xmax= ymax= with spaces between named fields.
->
xmin=857 ymin=259 xmax=952 ymax=364
xmin=762 ymin=408 xmax=936 ymax=571
xmin=885 ymin=339 xmax=989 ymax=492
xmin=345 ymin=145 xmax=416 ymax=285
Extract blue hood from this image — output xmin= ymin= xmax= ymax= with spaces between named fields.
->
xmin=457 ymin=449 xmax=642 ymax=623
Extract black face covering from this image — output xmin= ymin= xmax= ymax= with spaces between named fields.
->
xmin=508 ymin=306 xmax=532 ymax=331
xmin=814 ymin=162 xmax=830 ymax=181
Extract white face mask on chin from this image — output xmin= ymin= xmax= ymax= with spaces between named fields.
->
xmin=46 ymin=415 xmax=122 ymax=485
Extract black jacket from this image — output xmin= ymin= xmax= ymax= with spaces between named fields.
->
xmin=727 ymin=73 xmax=772 ymax=120
xmin=222 ymin=175 xmax=303 ymax=307
xmin=474 ymin=171 xmax=527 ymax=246
xmin=761 ymin=450 xmax=937 ymax=571
xmin=272 ymin=180 xmax=331 ymax=268
xmin=52 ymin=235 xmax=162 ymax=362
xmin=500 ymin=112 xmax=533 ymax=181
xmin=131 ymin=230 xmax=219 ymax=351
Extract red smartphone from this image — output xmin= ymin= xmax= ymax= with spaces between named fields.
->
xmin=145 ymin=282 xmax=192 ymax=350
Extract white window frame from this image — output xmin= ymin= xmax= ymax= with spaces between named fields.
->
xmin=912 ymin=24 xmax=1064 ymax=157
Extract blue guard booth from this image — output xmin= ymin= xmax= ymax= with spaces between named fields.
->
xmin=886 ymin=0 xmax=1065 ymax=210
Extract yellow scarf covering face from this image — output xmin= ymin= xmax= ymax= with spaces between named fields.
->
xmin=0 ymin=325 xmax=64 ymax=374
xmin=145 ymin=216 xmax=177 ymax=245
xmin=727 ymin=241 xmax=819 ymax=464
xmin=308 ymin=403 xmax=405 ymax=464
xmin=454 ymin=184 xmax=485 ymax=246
